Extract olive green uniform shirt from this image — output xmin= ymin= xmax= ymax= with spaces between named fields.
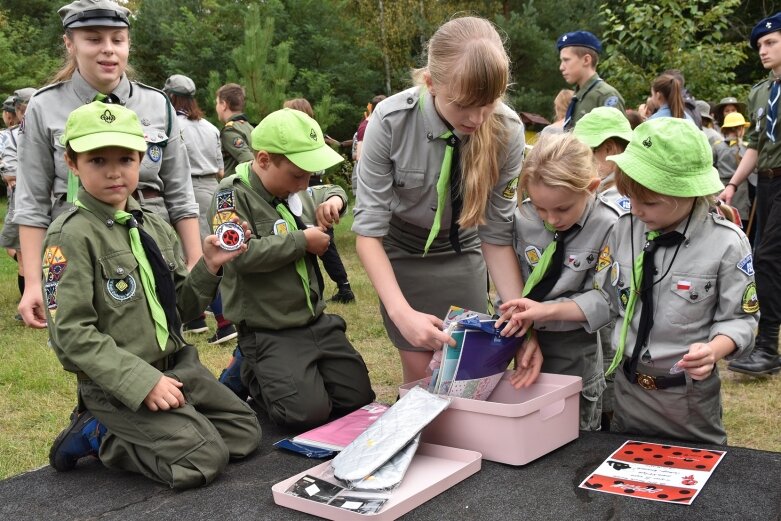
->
xmin=208 ymin=163 xmax=346 ymax=330
xmin=220 ymin=114 xmax=255 ymax=177
xmin=746 ymin=74 xmax=781 ymax=168
xmin=564 ymin=73 xmax=625 ymax=130
xmin=44 ymin=189 xmax=221 ymax=411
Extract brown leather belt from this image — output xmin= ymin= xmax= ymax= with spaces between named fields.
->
xmin=75 ymin=354 xmax=175 ymax=382
xmin=757 ymin=167 xmax=781 ymax=178
xmin=623 ymin=364 xmax=686 ymax=390
xmin=132 ymin=187 xmax=162 ymax=200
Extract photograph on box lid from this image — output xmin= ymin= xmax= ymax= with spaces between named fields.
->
xmin=283 ymin=386 xmax=450 ymax=514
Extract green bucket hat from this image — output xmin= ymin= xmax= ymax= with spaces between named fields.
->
xmin=572 ymin=106 xmax=633 ymax=148
xmin=606 ymin=117 xmax=723 ymax=197
xmin=251 ymin=108 xmax=343 ymax=172
xmin=61 ymin=101 xmax=147 ymax=153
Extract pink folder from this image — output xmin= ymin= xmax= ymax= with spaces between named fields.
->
xmin=292 ymin=403 xmax=389 ymax=451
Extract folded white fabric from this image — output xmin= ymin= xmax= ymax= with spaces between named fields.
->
xmin=332 ymin=386 xmax=450 ymax=483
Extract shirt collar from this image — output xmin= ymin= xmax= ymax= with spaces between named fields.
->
xmin=76 ymin=187 xmax=141 ymax=224
xmin=71 ymin=70 xmax=131 ymax=105
xmin=419 ymin=87 xmax=468 ymax=142
xmin=576 ymin=73 xmax=601 ymax=94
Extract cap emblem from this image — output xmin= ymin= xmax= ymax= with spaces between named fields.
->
xmin=309 ymin=128 xmax=317 ymax=141
xmin=642 ymin=137 xmax=652 ymax=148
xmin=767 ymin=22 xmax=773 ymax=28
xmin=562 ymin=35 xmax=568 ymax=41
xmin=101 ymin=109 xmax=116 ymax=124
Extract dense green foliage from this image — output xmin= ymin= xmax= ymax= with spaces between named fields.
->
xmin=0 ymin=0 xmax=777 ymax=136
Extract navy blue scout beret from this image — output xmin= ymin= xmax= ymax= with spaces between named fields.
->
xmin=556 ymin=31 xmax=602 ymax=54
xmin=750 ymin=12 xmax=781 ymax=49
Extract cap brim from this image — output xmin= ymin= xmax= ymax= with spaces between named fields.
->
xmin=285 ymin=145 xmax=343 ymax=172
xmin=575 ymin=130 xmax=633 ymax=148
xmin=69 ymin=132 xmax=147 ymax=153
xmin=67 ymin=19 xmax=128 ymax=28
xmin=608 ymin=151 xmax=724 ymax=197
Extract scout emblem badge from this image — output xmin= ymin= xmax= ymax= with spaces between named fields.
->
xmin=215 ymin=222 xmax=245 ymax=251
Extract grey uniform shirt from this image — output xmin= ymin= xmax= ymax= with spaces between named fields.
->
xmin=579 ymin=201 xmax=757 ymax=368
xmin=353 ymin=86 xmax=525 ymax=245
xmin=15 ymin=71 xmax=198 ymax=228
xmin=514 ymin=195 xmax=622 ymax=332
xmin=178 ymin=114 xmax=223 ymax=176
xmin=0 ymin=126 xmax=19 ymax=180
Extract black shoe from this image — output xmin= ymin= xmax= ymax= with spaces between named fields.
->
xmin=208 ymin=324 xmax=238 ymax=345
xmin=183 ymin=318 xmax=208 ymax=334
xmin=728 ymin=349 xmax=781 ymax=375
xmin=330 ymin=288 xmax=355 ymax=304
xmin=49 ymin=410 xmax=104 ymax=472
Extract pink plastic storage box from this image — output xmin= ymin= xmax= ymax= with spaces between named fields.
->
xmin=398 ymin=371 xmax=582 ymax=465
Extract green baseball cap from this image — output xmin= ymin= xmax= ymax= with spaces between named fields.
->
xmin=572 ymin=106 xmax=633 ymax=148
xmin=251 ymin=108 xmax=343 ymax=172
xmin=61 ymin=101 xmax=147 ymax=153
xmin=607 ymin=118 xmax=723 ymax=197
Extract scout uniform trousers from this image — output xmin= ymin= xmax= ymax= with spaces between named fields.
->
xmin=80 ymin=345 xmax=261 ymax=489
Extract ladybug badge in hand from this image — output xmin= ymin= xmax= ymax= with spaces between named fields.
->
xmin=215 ymin=222 xmax=245 ymax=251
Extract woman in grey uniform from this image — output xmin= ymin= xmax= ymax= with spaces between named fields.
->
xmin=15 ymin=0 xmax=200 ymax=328
xmin=353 ymin=16 xmax=539 ymax=384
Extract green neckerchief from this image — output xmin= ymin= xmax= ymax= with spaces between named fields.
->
xmin=605 ymin=230 xmax=660 ymax=376
xmin=74 ymin=199 xmax=169 ymax=350
xmin=522 ymin=222 xmax=557 ymax=298
xmin=236 ymin=163 xmax=314 ymax=315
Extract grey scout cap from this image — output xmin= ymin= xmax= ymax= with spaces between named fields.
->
xmin=163 ymin=74 xmax=196 ymax=97
xmin=3 ymin=97 xmax=15 ymax=113
xmin=13 ymin=88 xmax=37 ymax=105
xmin=59 ymin=0 xmax=130 ymax=29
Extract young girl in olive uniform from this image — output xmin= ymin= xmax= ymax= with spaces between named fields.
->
xmin=512 ymin=133 xmax=620 ymax=430
xmin=500 ymin=118 xmax=757 ymax=444
xmin=353 ymin=16 xmax=539 ymax=385
xmin=46 ymin=102 xmax=260 ymax=488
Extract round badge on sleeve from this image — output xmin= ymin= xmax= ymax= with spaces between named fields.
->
xmin=215 ymin=222 xmax=245 ymax=251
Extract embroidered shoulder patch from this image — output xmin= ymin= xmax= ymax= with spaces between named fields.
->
xmin=232 ymin=137 xmax=245 ymax=148
xmin=273 ymin=219 xmax=289 ymax=235
xmin=604 ymin=96 xmax=619 ymax=107
xmin=742 ymin=282 xmax=759 ymax=314
xmin=616 ymin=196 xmax=631 ymax=211
xmin=146 ymin=144 xmax=162 ymax=163
xmin=42 ymin=245 xmax=68 ymax=322
xmin=216 ymin=190 xmax=235 ymax=211
xmin=596 ymin=245 xmax=611 ymax=272
xmin=502 ymin=177 xmax=519 ymax=199
xmin=524 ymin=245 xmax=541 ymax=267
xmin=212 ymin=211 xmax=238 ymax=230
xmin=737 ymin=253 xmax=755 ymax=277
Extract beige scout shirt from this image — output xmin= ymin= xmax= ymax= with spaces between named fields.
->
xmin=579 ymin=201 xmax=757 ymax=368
xmin=352 ymin=86 xmax=525 ymax=245
xmin=514 ymin=195 xmax=621 ymax=332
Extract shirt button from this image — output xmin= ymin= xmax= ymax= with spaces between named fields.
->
xmin=406 ymin=97 xmax=414 ymax=104
xmin=426 ymin=132 xmax=433 ymax=140
xmin=115 ymin=267 xmax=125 ymax=275
xmin=168 ymin=262 xmax=176 ymax=270
xmin=574 ymin=260 xmax=581 ymax=267
xmin=106 ymin=219 xmax=114 ymax=227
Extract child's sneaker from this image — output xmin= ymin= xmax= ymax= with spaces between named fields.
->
xmin=182 ymin=317 xmax=209 ymax=334
xmin=219 ymin=346 xmax=249 ymax=399
xmin=208 ymin=324 xmax=238 ymax=345
xmin=49 ymin=409 xmax=106 ymax=472
xmin=329 ymin=285 xmax=355 ymax=304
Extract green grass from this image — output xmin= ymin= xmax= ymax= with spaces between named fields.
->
xmin=0 ymin=203 xmax=778 ymax=480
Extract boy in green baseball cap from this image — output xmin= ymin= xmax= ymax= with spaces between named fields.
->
xmin=498 ymin=117 xmax=757 ymax=444
xmin=209 ymin=107 xmax=375 ymax=428
xmin=46 ymin=101 xmax=261 ymax=488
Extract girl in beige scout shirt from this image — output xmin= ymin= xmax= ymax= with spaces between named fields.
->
xmin=512 ymin=133 xmax=621 ymax=430
xmin=353 ymin=16 xmax=540 ymax=385
xmin=499 ymin=118 xmax=757 ymax=444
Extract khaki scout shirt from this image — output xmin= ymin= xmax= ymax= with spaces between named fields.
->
xmin=220 ymin=114 xmax=255 ymax=177
xmin=209 ymin=163 xmax=347 ymax=330
xmin=352 ymin=86 xmax=525 ymax=246
xmin=514 ymin=195 xmax=622 ymax=332
xmin=15 ymin=71 xmax=198 ymax=228
xmin=713 ymin=138 xmax=750 ymax=219
xmin=44 ymin=189 xmax=221 ymax=411
xmin=565 ymin=74 xmax=625 ymax=130
xmin=579 ymin=201 xmax=757 ymax=369
xmin=746 ymin=74 xmax=781 ymax=169
xmin=179 ymin=114 xmax=223 ymax=176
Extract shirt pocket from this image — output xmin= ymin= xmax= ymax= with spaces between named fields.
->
xmin=255 ymin=217 xmax=285 ymax=238
xmin=559 ymin=248 xmax=599 ymax=293
xmin=666 ymin=272 xmax=717 ymax=326
xmin=52 ymin=129 xmax=69 ymax=182
xmin=99 ymin=251 xmax=142 ymax=307
xmin=159 ymin=246 xmax=181 ymax=273
xmin=392 ymin=167 xmax=426 ymax=201
xmin=139 ymin=127 xmax=169 ymax=180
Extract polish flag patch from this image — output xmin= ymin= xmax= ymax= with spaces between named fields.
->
xmin=676 ymin=280 xmax=692 ymax=291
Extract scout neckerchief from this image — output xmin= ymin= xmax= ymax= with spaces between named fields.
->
xmin=420 ymin=91 xmax=463 ymax=255
xmin=605 ymin=210 xmax=692 ymax=377
xmin=522 ymin=222 xmax=581 ymax=302
xmin=236 ymin=164 xmax=316 ymax=315
xmin=563 ymin=77 xmax=602 ymax=130
xmin=67 ymin=93 xmax=122 ymax=202
xmin=766 ymin=78 xmax=781 ymax=143
xmin=74 ymin=199 xmax=176 ymax=351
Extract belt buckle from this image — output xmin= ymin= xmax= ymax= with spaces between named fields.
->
xmin=636 ymin=373 xmax=657 ymax=390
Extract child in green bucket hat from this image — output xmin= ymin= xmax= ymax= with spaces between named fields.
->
xmin=497 ymin=117 xmax=757 ymax=444
xmin=45 ymin=101 xmax=261 ymax=487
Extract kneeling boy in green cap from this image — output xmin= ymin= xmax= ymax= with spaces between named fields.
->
xmin=210 ymin=108 xmax=375 ymax=428
xmin=498 ymin=117 xmax=757 ymax=445
xmin=46 ymin=101 xmax=261 ymax=489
